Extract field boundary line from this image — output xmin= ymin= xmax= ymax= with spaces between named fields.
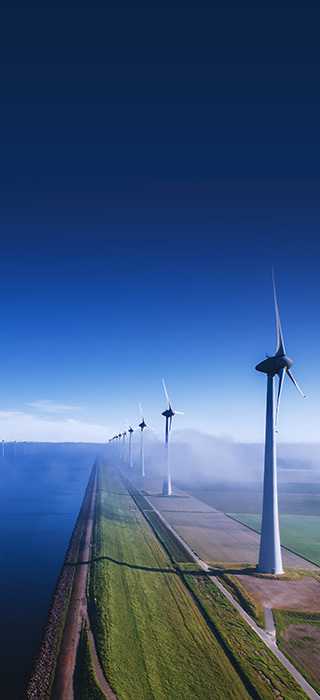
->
xmin=225 ymin=513 xmax=320 ymax=571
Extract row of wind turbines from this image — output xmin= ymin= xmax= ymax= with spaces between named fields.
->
xmin=109 ymin=378 xmax=184 ymax=497
xmin=109 ymin=269 xmax=304 ymax=576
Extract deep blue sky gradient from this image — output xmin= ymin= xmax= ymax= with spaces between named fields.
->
xmin=1 ymin=5 xmax=320 ymax=442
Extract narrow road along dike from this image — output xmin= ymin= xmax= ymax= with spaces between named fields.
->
xmin=123 ymin=472 xmax=320 ymax=700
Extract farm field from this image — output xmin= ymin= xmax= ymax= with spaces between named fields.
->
xmin=230 ymin=514 xmax=320 ymax=568
xmin=134 ymin=475 xmax=217 ymax=512
xmin=273 ymin=609 xmax=320 ymax=696
xmin=88 ymin=462 xmax=254 ymax=700
xmin=182 ymin=484 xmax=320 ymax=516
xmin=152 ymin=508 xmax=314 ymax=569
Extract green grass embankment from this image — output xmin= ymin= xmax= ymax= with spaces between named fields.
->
xmin=88 ymin=463 xmax=253 ymax=700
xmin=211 ymin=569 xmax=265 ymax=627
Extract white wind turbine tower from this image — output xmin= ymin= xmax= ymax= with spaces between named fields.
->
xmin=2 ymin=437 xmax=5 ymax=458
xmin=138 ymin=404 xmax=153 ymax=477
xmin=162 ymin=379 xmax=184 ymax=496
xmin=118 ymin=433 xmax=122 ymax=461
xmin=126 ymin=420 xmax=134 ymax=468
xmin=255 ymin=269 xmax=304 ymax=574
xmin=122 ymin=431 xmax=127 ymax=462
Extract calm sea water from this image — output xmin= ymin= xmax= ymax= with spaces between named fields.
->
xmin=0 ymin=442 xmax=103 ymax=700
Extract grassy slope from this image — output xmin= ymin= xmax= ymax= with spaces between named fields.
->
xmin=229 ymin=514 xmax=320 ymax=566
xmin=184 ymin=572 xmax=310 ymax=700
xmin=89 ymin=463 xmax=252 ymax=700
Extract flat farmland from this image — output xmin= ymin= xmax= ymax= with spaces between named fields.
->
xmin=184 ymin=485 xmax=320 ymax=516
xmin=88 ymin=463 xmax=253 ymax=700
xmin=147 ymin=493 xmax=217 ymax=513
xmin=230 ymin=514 xmax=320 ymax=568
xmin=158 ymin=510 xmax=316 ymax=568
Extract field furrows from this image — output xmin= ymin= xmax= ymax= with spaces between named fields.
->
xmin=230 ymin=514 xmax=320 ymax=568
xmin=148 ymin=508 xmax=317 ymax=569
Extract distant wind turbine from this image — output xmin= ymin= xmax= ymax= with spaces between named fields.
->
xmin=122 ymin=431 xmax=127 ymax=462
xmin=118 ymin=433 xmax=122 ymax=461
xmin=126 ymin=420 xmax=134 ymax=468
xmin=255 ymin=269 xmax=304 ymax=574
xmin=138 ymin=404 xmax=153 ymax=477
xmin=2 ymin=437 xmax=5 ymax=459
xmin=161 ymin=379 xmax=184 ymax=496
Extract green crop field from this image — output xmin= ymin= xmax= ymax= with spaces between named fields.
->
xmin=88 ymin=462 xmax=253 ymax=700
xmin=229 ymin=514 xmax=320 ymax=567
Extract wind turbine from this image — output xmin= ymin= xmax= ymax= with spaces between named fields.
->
xmin=126 ymin=420 xmax=134 ymax=468
xmin=122 ymin=431 xmax=127 ymax=462
xmin=161 ymin=379 xmax=184 ymax=496
xmin=138 ymin=404 xmax=153 ymax=477
xmin=255 ymin=269 xmax=304 ymax=574
xmin=118 ymin=433 xmax=122 ymax=461
xmin=1 ymin=437 xmax=5 ymax=459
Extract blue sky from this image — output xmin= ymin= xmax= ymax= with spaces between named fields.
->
xmin=0 ymin=6 xmax=320 ymax=443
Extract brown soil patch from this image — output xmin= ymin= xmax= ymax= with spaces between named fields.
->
xmin=281 ymin=623 xmax=320 ymax=686
xmin=236 ymin=574 xmax=320 ymax=611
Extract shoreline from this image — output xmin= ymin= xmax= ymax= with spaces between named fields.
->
xmin=25 ymin=461 xmax=97 ymax=700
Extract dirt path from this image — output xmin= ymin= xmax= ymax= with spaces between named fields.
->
xmin=51 ymin=466 xmax=117 ymax=700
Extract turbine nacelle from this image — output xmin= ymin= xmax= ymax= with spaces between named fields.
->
xmin=162 ymin=408 xmax=175 ymax=418
xmin=255 ymin=354 xmax=293 ymax=376
xmin=125 ymin=418 xmax=134 ymax=434
xmin=256 ymin=269 xmax=304 ymax=428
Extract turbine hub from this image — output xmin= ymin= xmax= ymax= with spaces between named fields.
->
xmin=162 ymin=409 xmax=174 ymax=418
xmin=255 ymin=354 xmax=293 ymax=376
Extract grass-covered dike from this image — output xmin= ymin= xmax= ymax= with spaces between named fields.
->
xmin=88 ymin=462 xmax=253 ymax=700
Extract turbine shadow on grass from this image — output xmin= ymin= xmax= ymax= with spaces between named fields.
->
xmin=89 ymin=555 xmax=180 ymax=573
xmin=66 ymin=555 xmax=181 ymax=573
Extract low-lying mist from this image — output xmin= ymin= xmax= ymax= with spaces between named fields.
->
xmin=127 ymin=429 xmax=320 ymax=488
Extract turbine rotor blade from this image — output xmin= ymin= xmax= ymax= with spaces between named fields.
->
xmin=162 ymin=378 xmax=172 ymax=410
xmin=169 ymin=415 xmax=173 ymax=431
xmin=139 ymin=402 xmax=145 ymax=421
xmin=272 ymin=267 xmax=286 ymax=356
xmin=173 ymin=410 xmax=185 ymax=415
xmin=287 ymin=369 xmax=305 ymax=397
xmin=275 ymin=367 xmax=286 ymax=428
